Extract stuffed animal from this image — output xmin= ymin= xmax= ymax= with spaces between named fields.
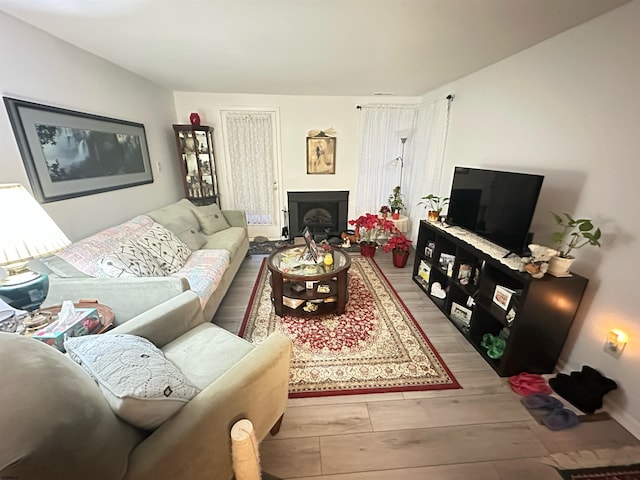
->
xmin=519 ymin=244 xmax=558 ymax=279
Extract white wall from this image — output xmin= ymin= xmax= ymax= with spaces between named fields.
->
xmin=0 ymin=13 xmax=182 ymax=241
xmin=173 ymin=92 xmax=420 ymax=226
xmin=423 ymin=1 xmax=640 ymax=436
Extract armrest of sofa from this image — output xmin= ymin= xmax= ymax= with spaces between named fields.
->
xmin=222 ymin=210 xmax=248 ymax=230
xmin=123 ymin=332 xmax=292 ymax=480
xmin=43 ymin=276 xmax=191 ymax=325
xmin=108 ymin=291 xmax=204 ymax=348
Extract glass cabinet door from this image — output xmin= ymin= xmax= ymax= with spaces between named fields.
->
xmin=173 ymin=124 xmax=218 ymax=206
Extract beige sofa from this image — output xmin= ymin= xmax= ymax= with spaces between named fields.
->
xmin=0 ymin=291 xmax=292 ymax=480
xmin=42 ymin=199 xmax=249 ymax=322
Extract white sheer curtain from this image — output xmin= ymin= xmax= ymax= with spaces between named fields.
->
xmin=355 ymin=98 xmax=451 ymax=242
xmin=355 ymin=105 xmax=416 ymax=216
xmin=222 ymin=111 xmax=275 ymax=225
xmin=404 ymin=99 xmax=451 ymax=239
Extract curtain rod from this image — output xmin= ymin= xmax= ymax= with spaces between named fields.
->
xmin=356 ymin=94 xmax=454 ymax=110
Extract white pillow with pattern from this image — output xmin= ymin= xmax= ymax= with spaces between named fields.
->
xmin=136 ymin=223 xmax=192 ymax=274
xmin=99 ymin=240 xmax=166 ymax=278
xmin=64 ymin=333 xmax=200 ymax=430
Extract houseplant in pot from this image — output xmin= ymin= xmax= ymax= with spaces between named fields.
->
xmin=418 ymin=194 xmax=449 ymax=222
xmin=383 ymin=229 xmax=413 ymax=268
xmin=348 ymin=213 xmax=395 ymax=257
xmin=379 ymin=205 xmax=391 ymax=219
xmin=548 ymin=212 xmax=602 ymax=275
xmin=388 ymin=186 xmax=404 ymax=220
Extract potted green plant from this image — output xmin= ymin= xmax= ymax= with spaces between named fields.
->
xmin=418 ymin=194 xmax=449 ymax=222
xmin=348 ymin=213 xmax=395 ymax=257
xmin=388 ymin=186 xmax=404 ymax=219
xmin=548 ymin=212 xmax=602 ymax=275
xmin=382 ymin=229 xmax=413 ymax=268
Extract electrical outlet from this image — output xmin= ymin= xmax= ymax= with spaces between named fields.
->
xmin=156 ymin=162 xmax=162 ymax=172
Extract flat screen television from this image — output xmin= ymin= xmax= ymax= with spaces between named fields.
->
xmin=446 ymin=166 xmax=544 ymax=256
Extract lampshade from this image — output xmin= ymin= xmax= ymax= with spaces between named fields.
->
xmin=0 ymin=183 xmax=71 ymax=268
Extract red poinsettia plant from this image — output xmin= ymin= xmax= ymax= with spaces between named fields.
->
xmin=383 ymin=229 xmax=413 ymax=254
xmin=349 ymin=213 xmax=395 ymax=245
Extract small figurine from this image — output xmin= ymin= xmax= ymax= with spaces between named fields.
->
xmin=519 ymin=244 xmax=558 ymax=279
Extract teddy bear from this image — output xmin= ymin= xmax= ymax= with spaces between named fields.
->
xmin=519 ymin=244 xmax=558 ymax=279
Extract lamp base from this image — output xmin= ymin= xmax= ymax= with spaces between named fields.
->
xmin=0 ymin=272 xmax=49 ymax=311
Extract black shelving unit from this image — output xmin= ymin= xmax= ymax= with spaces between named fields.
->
xmin=413 ymin=220 xmax=588 ymax=377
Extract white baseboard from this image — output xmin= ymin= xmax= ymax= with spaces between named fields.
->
xmin=554 ymin=359 xmax=640 ymax=440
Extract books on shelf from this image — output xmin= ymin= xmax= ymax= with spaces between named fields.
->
xmin=418 ymin=260 xmax=431 ymax=282
xmin=283 ymin=297 xmax=305 ymax=309
xmin=439 ymin=253 xmax=455 ymax=277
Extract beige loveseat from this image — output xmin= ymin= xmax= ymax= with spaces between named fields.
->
xmin=0 ymin=291 xmax=292 ymax=480
xmin=42 ymin=199 xmax=249 ymax=322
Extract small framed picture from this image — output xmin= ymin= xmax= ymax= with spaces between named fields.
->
xmin=302 ymin=226 xmax=319 ymax=262
xmin=457 ymin=263 xmax=473 ymax=286
xmin=306 ymin=134 xmax=336 ymax=174
xmin=439 ymin=253 xmax=456 ymax=277
xmin=492 ymin=285 xmax=515 ymax=311
xmin=450 ymin=302 xmax=472 ymax=326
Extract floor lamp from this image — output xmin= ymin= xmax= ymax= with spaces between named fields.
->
xmin=397 ymin=136 xmax=408 ymax=192
xmin=0 ymin=184 xmax=71 ymax=312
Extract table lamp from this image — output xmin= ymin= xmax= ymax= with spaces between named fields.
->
xmin=0 ymin=183 xmax=71 ymax=311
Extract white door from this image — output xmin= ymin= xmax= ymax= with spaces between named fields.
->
xmin=219 ymin=108 xmax=283 ymax=240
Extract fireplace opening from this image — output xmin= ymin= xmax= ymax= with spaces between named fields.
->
xmin=288 ymin=191 xmax=349 ymax=241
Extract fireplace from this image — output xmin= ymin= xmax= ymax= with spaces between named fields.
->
xmin=288 ymin=191 xmax=349 ymax=241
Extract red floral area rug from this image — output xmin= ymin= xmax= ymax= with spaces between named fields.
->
xmin=239 ymin=256 xmax=460 ymax=398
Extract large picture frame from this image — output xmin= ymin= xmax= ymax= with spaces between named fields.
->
xmin=306 ymin=134 xmax=336 ymax=174
xmin=4 ymin=97 xmax=153 ymax=203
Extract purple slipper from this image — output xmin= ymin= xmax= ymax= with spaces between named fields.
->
xmin=521 ymin=393 xmax=564 ymax=410
xmin=542 ymin=408 xmax=579 ymax=430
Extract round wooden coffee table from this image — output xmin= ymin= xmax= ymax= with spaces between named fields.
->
xmin=267 ymin=246 xmax=351 ymax=317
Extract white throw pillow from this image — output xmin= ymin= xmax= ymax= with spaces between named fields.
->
xmin=136 ymin=223 xmax=191 ymax=274
xmin=64 ymin=334 xmax=200 ymax=430
xmin=99 ymin=241 xmax=166 ymax=278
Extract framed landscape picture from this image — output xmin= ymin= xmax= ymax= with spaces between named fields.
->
xmin=4 ymin=97 xmax=153 ymax=203
xmin=306 ymin=134 xmax=336 ymax=174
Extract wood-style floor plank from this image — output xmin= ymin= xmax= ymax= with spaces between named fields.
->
xmin=367 ymin=393 xmax=531 ymax=431
xmin=319 ymin=422 xmax=548 ymax=475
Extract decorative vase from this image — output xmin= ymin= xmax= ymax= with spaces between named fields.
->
xmin=189 ymin=112 xmax=201 ymax=126
xmin=381 ymin=212 xmax=388 ymax=219
xmin=392 ymin=250 xmax=409 ymax=268
xmin=359 ymin=243 xmax=377 ymax=257
xmin=547 ymin=255 xmax=575 ymax=276
xmin=427 ymin=210 xmax=439 ymax=222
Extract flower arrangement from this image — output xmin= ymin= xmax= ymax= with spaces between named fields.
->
xmin=379 ymin=205 xmax=391 ymax=215
xmin=349 ymin=213 xmax=395 ymax=245
xmin=383 ymin=230 xmax=413 ymax=254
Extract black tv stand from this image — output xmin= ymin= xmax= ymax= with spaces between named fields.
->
xmin=413 ymin=221 xmax=588 ymax=377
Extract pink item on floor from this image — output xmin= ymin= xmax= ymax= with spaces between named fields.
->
xmin=509 ymin=372 xmax=553 ymax=396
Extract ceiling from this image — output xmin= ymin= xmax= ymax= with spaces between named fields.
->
xmin=0 ymin=0 xmax=629 ymax=97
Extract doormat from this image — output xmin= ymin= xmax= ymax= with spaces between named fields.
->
xmin=240 ymin=256 xmax=460 ymax=398
xmin=542 ymin=446 xmax=640 ymax=480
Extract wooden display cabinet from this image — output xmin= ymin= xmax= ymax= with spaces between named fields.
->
xmin=172 ymin=124 xmax=219 ymax=206
xmin=413 ymin=220 xmax=589 ymax=377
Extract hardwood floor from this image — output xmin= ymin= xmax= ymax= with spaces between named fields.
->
xmin=213 ymin=251 xmax=639 ymax=479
